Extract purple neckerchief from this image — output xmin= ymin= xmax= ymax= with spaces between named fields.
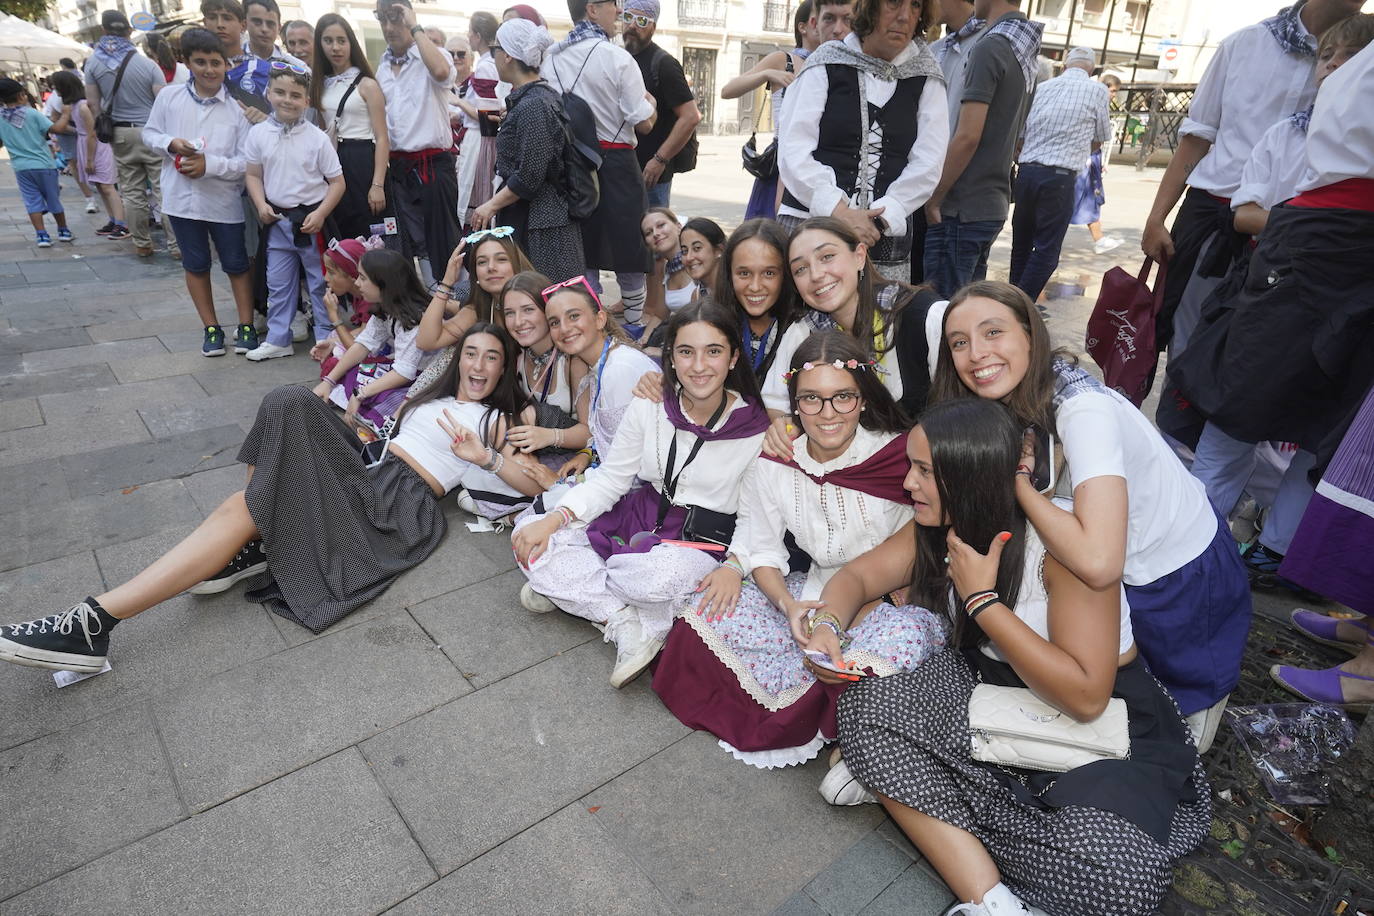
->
xmin=762 ymin=433 xmax=913 ymax=505
xmin=0 ymin=105 xmax=28 ymax=128
xmin=661 ymin=390 xmax=771 ymax=440
xmin=1290 ymin=103 xmax=1314 ymax=134
xmin=1263 ymin=4 xmax=1316 ymax=59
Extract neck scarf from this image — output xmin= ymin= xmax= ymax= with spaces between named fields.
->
xmin=557 ymin=19 xmax=609 ymax=53
xmin=1050 ymin=357 xmax=1107 ymax=411
xmin=1263 ymin=3 xmax=1316 ymax=59
xmin=383 ymin=44 xmax=414 ymax=66
xmin=325 ymin=66 xmax=360 ymax=88
xmin=764 ymin=432 xmax=913 ymax=505
xmin=185 ymin=81 xmax=223 ymax=106
xmin=662 ymin=391 xmax=771 ymax=440
xmin=94 ymin=34 xmax=136 ymax=68
xmin=0 ymin=105 xmax=28 ymax=128
xmin=1290 ymin=103 xmax=1314 ymax=134
xmin=269 ymin=113 xmax=303 ymax=135
xmin=939 ymin=16 xmax=986 ymax=60
xmin=803 ymin=33 xmax=944 ymax=84
xmin=982 ymin=14 xmax=1045 ymax=94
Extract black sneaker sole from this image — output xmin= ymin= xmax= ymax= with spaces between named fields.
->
xmin=187 ymin=560 xmax=268 ymax=595
xmin=0 ymin=636 xmax=107 ymax=673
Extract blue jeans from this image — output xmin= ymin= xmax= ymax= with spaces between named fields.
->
xmin=646 ymin=178 xmax=673 ymax=208
xmin=922 ymin=215 xmax=1003 ymax=299
xmin=168 ymin=215 xmax=249 ymax=275
xmin=1009 ymin=162 xmax=1078 ymax=301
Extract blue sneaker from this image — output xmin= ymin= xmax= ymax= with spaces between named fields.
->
xmin=202 ymin=325 xmax=227 ymax=357
xmin=35 ymin=231 xmax=52 ymax=248
xmin=57 ymin=227 xmax=74 ymax=243
xmin=233 ymin=323 xmax=259 ymax=354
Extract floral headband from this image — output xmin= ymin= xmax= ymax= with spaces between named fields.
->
xmin=782 ymin=358 xmax=877 ymax=382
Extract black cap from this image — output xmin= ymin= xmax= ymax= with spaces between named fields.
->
xmin=101 ymin=10 xmax=132 ymax=33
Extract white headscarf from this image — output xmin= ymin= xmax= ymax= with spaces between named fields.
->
xmin=496 ymin=18 xmax=553 ymax=71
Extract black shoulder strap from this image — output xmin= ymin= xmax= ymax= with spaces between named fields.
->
xmin=646 ymin=45 xmax=668 ymax=95
xmin=569 ymin=40 xmax=600 ymax=94
xmin=107 ymin=50 xmax=136 ymax=109
xmin=335 ymin=72 xmax=364 ymax=122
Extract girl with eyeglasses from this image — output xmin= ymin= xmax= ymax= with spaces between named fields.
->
xmin=311 ymin=13 xmax=394 ymax=243
xmin=654 ymin=331 xmax=946 ymax=768
xmin=512 ymin=301 xmax=769 ymax=688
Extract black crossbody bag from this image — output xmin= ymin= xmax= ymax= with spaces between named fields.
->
xmin=93 ymin=51 xmax=135 ymax=143
xmin=654 ymin=400 xmax=736 ymax=548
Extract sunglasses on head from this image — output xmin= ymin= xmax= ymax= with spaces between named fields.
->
xmin=620 ymin=10 xmax=654 ymax=27
xmin=541 ymin=275 xmax=602 ymax=310
xmin=463 ymin=225 xmax=516 ymax=245
xmin=268 ymin=59 xmax=308 ymax=74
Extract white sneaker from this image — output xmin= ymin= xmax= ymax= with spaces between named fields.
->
xmin=819 ymin=759 xmax=877 ymax=806
xmin=519 ymin=583 xmax=557 ymax=614
xmin=1093 ymin=236 xmax=1123 ymax=255
xmin=245 ymin=342 xmax=294 ymax=361
xmin=290 ymin=311 xmax=309 ymax=343
xmin=84 ymin=198 xmax=98 ymax=213
xmin=607 ymin=611 xmax=663 ymax=688
xmin=944 ymin=883 xmax=1049 ymax=915
xmin=454 ymin=490 xmax=479 ymax=515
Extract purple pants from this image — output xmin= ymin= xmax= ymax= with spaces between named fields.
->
xmin=264 ymin=220 xmax=328 ymax=348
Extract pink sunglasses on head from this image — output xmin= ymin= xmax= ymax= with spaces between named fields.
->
xmin=541 ymin=275 xmax=602 ymax=311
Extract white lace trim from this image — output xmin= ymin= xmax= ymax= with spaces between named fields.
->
xmin=718 ymin=733 xmax=828 ymax=769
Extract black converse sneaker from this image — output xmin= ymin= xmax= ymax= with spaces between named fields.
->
xmin=0 ymin=599 xmax=114 ymax=672
xmin=188 ymin=541 xmax=268 ymax=595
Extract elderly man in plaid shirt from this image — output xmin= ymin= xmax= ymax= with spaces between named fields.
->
xmin=1008 ymin=46 xmax=1112 ymax=302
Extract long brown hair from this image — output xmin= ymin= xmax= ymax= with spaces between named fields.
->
xmin=393 ymin=322 xmax=529 ymax=449
xmin=785 ymin=331 xmax=909 ymax=434
xmin=928 ymin=280 xmax=1061 ymax=436
xmin=465 ymin=235 xmax=536 ymax=323
xmin=309 ymin=13 xmax=376 ymax=113
xmin=714 ymin=218 xmax=801 ymax=379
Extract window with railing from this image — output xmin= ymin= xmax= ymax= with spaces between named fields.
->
xmin=763 ymin=1 xmax=792 ymax=33
xmin=679 ymin=0 xmax=727 ymax=27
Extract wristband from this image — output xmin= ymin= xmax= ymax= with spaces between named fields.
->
xmin=371 ymin=182 xmax=384 ymax=189
xmin=555 ymin=505 xmax=576 ymax=527
xmin=722 ymin=556 xmax=746 ymax=577
xmin=653 ymin=153 xmax=668 ymax=166
xmin=410 ymin=24 xmax=425 ymax=36
xmin=968 ymin=597 xmax=1001 ymax=620
xmin=963 ymin=589 xmax=997 ymax=611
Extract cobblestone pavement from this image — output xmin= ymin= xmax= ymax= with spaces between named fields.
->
xmin=0 ymin=138 xmax=1313 ymax=914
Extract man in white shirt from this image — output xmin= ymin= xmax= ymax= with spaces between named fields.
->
xmin=1009 ymin=46 xmax=1111 ymax=301
xmin=142 ymin=27 xmax=256 ymax=358
xmin=375 ymin=0 xmax=458 ymax=287
xmin=542 ymin=0 xmax=657 ymax=328
xmin=1141 ymin=0 xmax=1365 ymax=372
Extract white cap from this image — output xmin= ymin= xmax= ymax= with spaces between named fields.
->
xmin=1065 ymin=46 xmax=1096 ymax=66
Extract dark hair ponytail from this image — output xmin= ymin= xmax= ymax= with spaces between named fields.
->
xmin=359 ymin=249 xmax=429 ymax=331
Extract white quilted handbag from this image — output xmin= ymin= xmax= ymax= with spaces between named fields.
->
xmin=968 ymin=684 xmax=1130 ymax=773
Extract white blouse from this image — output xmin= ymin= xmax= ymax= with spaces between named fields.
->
xmin=354 ymin=315 xmax=437 ymax=381
xmin=738 ymin=427 xmax=912 ymax=600
xmin=761 ymin=321 xmax=904 ymax=413
xmin=559 ymin=393 xmax=766 ymax=530
xmin=389 ymin=398 xmax=524 ymax=499
xmin=576 ymin=342 xmax=660 ymax=456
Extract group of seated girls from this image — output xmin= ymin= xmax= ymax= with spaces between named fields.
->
xmin=0 ymin=214 xmax=1256 ymax=916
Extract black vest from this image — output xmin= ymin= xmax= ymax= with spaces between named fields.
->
xmin=782 ymin=66 xmax=926 ymax=213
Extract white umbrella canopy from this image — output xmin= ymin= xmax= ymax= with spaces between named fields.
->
xmin=0 ymin=13 xmax=91 ymax=68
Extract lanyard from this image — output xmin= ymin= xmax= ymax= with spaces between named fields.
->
xmin=655 ymin=395 xmax=728 ymax=530
xmin=589 ymin=337 xmax=612 ymax=418
xmin=741 ymin=317 xmax=776 ymax=373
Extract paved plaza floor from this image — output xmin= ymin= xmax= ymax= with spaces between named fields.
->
xmin=0 ymin=138 xmax=1306 ymax=914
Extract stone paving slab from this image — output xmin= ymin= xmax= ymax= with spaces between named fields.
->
xmin=35 ymin=374 xmax=208 ymax=426
xmin=139 ymin=391 xmax=265 ymax=439
xmin=3 ymin=749 xmax=437 ymax=915
xmin=0 ymin=362 xmax=117 ymax=400
xmin=22 ymin=336 xmax=169 ymax=374
xmin=153 ymin=609 xmax=470 ymax=811
xmin=0 ymin=397 xmax=43 ymax=432
xmin=0 ymin=456 xmax=70 ymax=513
xmin=361 ymin=640 xmax=691 ymax=874
xmin=87 ymin=313 xmax=203 ymax=344
xmin=0 ymin=703 xmax=185 ymax=900
xmin=0 ymin=410 xmax=154 ymax=470
xmin=388 ymin=803 xmax=677 ymax=915
xmin=59 ymin=423 xmax=246 ymax=497
xmin=0 ymin=324 xmax=93 ymax=354
xmin=583 ymin=731 xmax=886 ymax=915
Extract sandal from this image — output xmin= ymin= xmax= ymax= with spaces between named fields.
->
xmin=1290 ymin=608 xmax=1371 ymax=654
xmin=1269 ymin=663 xmax=1374 ymax=712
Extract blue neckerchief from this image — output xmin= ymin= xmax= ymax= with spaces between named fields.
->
xmin=557 ymin=19 xmax=608 ymax=53
xmin=982 ymin=14 xmax=1044 ymax=93
xmin=1050 ymin=358 xmax=1108 ymax=410
xmin=742 ymin=317 xmax=776 ymax=373
xmin=939 ymin=16 xmax=985 ymax=59
xmin=1263 ymin=3 xmax=1316 ymax=59
xmin=269 ymin=113 xmax=304 ymax=136
xmin=1290 ymin=103 xmax=1314 ymax=134
xmin=383 ymin=44 xmax=413 ymax=66
xmin=185 ymin=81 xmax=224 ymax=106
xmin=0 ymin=105 xmax=28 ymax=128
xmin=93 ymin=34 xmax=135 ymax=68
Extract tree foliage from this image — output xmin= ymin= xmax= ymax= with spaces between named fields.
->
xmin=0 ymin=0 xmax=54 ymax=24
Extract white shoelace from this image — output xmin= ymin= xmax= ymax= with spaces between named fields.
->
xmin=13 ymin=603 xmax=103 ymax=649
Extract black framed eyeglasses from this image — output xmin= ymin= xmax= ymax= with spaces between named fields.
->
xmin=795 ymin=391 xmax=861 ymax=415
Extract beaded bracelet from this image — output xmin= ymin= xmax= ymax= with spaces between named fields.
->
xmin=968 ymin=596 xmax=1002 ymax=620
xmin=722 ymin=556 xmax=746 ymax=577
xmin=554 ymin=427 xmax=564 ymax=448
xmin=555 ymin=505 xmax=576 ymax=527
xmin=481 ymin=447 xmax=504 ymax=475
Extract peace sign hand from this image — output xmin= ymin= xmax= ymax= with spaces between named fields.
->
xmin=436 ymin=408 xmax=488 ymax=464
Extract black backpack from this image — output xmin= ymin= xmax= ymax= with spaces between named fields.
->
xmin=547 ymin=46 xmax=606 ymax=221
xmin=643 ymin=46 xmax=698 ymax=174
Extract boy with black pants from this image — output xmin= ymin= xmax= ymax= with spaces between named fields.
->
xmin=144 ymin=28 xmax=257 ymax=357
xmin=243 ymin=67 xmax=344 ymax=360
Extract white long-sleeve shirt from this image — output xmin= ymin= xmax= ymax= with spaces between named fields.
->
xmin=1232 ymin=116 xmax=1307 ymax=212
xmin=737 ymin=427 xmax=911 ymax=600
xmin=778 ymin=33 xmax=949 ymax=238
xmin=142 ymin=81 xmax=251 ymax=223
xmin=541 ymin=37 xmax=657 ymax=145
xmin=1180 ymin=18 xmax=1317 ymax=199
xmin=559 ymin=394 xmax=765 ymax=535
xmin=1298 ymin=41 xmax=1374 ymax=192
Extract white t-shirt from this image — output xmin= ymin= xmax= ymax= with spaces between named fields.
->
xmin=242 ymin=116 xmax=341 ymax=208
xmin=1055 ymin=385 xmax=1216 ymax=585
xmin=389 ymin=398 xmax=524 ymax=499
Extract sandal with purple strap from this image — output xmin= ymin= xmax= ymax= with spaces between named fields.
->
xmin=1270 ymin=663 xmax=1374 ymax=712
xmin=1290 ymin=608 xmax=1372 ymax=654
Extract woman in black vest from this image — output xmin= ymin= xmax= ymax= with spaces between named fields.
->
xmin=776 ymin=0 xmax=949 ymax=280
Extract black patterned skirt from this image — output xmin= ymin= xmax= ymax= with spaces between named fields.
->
xmin=236 ymin=385 xmax=447 ymax=633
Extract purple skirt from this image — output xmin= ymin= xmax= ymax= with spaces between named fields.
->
xmin=745 ymin=175 xmax=779 ymax=220
xmin=1281 ymin=385 xmax=1374 ymax=613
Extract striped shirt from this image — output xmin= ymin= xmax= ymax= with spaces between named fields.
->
xmin=1017 ymin=68 xmax=1111 ymax=173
